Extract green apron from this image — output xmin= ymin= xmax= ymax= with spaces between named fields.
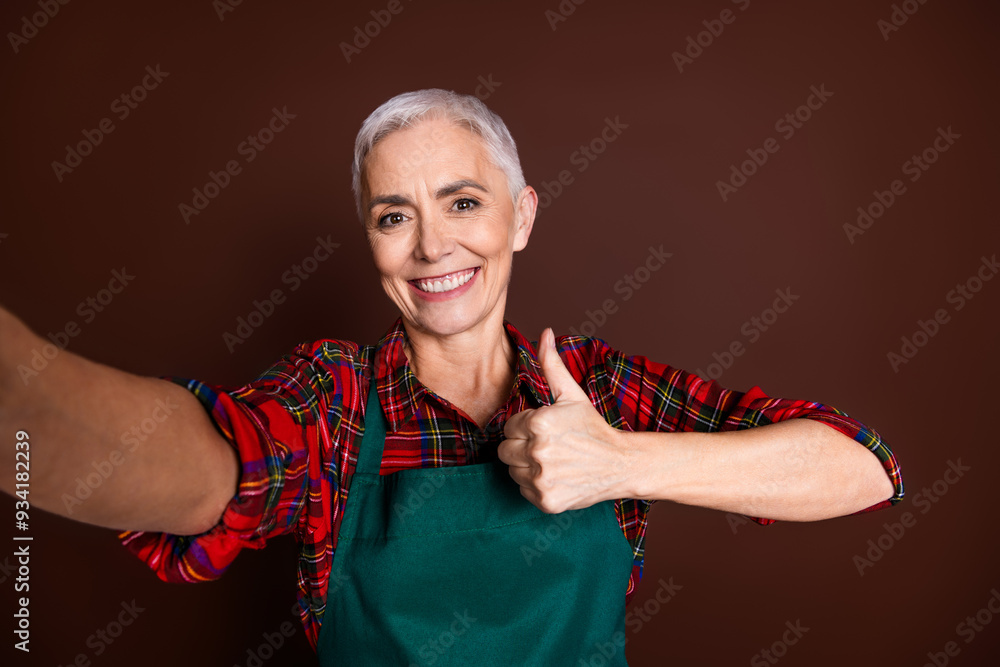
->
xmin=316 ymin=375 xmax=635 ymax=665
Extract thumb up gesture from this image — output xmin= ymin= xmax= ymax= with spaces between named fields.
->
xmin=499 ymin=328 xmax=633 ymax=513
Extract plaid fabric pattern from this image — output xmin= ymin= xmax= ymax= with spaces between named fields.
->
xmin=119 ymin=317 xmax=904 ymax=650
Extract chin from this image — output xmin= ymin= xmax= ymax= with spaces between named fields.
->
xmin=406 ymin=308 xmax=485 ymax=337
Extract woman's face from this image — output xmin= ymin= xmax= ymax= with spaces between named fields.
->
xmin=362 ymin=117 xmax=536 ymax=339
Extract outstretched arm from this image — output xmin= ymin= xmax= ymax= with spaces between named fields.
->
xmin=0 ymin=305 xmax=238 ymax=535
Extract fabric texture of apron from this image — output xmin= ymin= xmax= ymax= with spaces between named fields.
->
xmin=316 ymin=374 xmax=635 ymax=665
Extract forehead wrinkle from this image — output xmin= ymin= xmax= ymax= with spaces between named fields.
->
xmin=364 ymin=122 xmax=501 ymax=210
xmin=367 ymin=193 xmax=412 ymax=212
xmin=434 ymin=179 xmax=490 ymax=199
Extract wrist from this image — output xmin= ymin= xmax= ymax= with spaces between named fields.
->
xmin=612 ymin=427 xmax=661 ymax=500
xmin=615 ymin=428 xmax=713 ymax=502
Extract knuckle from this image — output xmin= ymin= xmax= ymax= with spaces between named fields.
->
xmin=531 ymin=443 xmax=551 ymax=464
xmin=529 ymin=409 xmax=552 ymax=431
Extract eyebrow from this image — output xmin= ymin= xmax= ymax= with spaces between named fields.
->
xmin=367 ymin=179 xmax=491 ymax=212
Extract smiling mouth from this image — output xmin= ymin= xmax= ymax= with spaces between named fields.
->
xmin=410 ymin=268 xmax=479 ymax=293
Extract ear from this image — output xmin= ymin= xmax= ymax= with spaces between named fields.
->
xmin=512 ymin=185 xmax=538 ymax=252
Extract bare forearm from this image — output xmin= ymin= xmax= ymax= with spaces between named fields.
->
xmin=0 ymin=305 xmax=238 ymax=534
xmin=618 ymin=419 xmax=894 ymax=521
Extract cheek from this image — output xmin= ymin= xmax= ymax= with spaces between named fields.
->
xmin=475 ymin=219 xmax=516 ymax=256
xmin=369 ymin=237 xmax=406 ymax=278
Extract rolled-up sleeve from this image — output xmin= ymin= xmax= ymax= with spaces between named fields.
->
xmin=597 ymin=342 xmax=904 ymax=523
xmin=118 ymin=343 xmax=333 ymax=583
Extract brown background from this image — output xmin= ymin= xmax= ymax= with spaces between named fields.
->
xmin=2 ymin=0 xmax=999 ymax=665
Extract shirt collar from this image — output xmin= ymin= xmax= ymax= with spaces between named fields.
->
xmin=371 ymin=316 xmax=553 ymax=432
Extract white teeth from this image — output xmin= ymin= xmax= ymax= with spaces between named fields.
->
xmin=416 ymin=269 xmax=476 ymax=293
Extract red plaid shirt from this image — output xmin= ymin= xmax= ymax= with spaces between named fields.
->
xmin=119 ymin=317 xmax=904 ymax=650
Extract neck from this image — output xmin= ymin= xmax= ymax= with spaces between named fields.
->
xmin=401 ymin=309 xmax=516 ymax=404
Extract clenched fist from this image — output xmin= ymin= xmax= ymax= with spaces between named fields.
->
xmin=499 ymin=327 xmax=635 ymax=513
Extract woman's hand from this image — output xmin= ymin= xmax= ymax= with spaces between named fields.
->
xmin=499 ymin=328 xmax=636 ymax=513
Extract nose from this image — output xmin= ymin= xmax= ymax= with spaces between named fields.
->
xmin=414 ymin=212 xmax=455 ymax=263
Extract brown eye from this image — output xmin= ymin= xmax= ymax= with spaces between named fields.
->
xmin=379 ymin=212 xmax=405 ymax=227
xmin=454 ymin=198 xmax=478 ymax=211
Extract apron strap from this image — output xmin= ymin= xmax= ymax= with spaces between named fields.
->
xmin=357 ymin=375 xmax=388 ymax=476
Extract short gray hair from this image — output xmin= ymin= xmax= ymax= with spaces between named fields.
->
xmin=351 ymin=89 xmax=526 ymax=221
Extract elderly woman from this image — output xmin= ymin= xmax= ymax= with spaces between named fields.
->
xmin=0 ymin=89 xmax=902 ymax=665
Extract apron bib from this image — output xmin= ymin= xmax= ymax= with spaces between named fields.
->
xmin=316 ymin=376 xmax=635 ymax=665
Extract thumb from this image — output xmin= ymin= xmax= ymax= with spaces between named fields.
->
xmin=538 ymin=327 xmax=589 ymax=403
